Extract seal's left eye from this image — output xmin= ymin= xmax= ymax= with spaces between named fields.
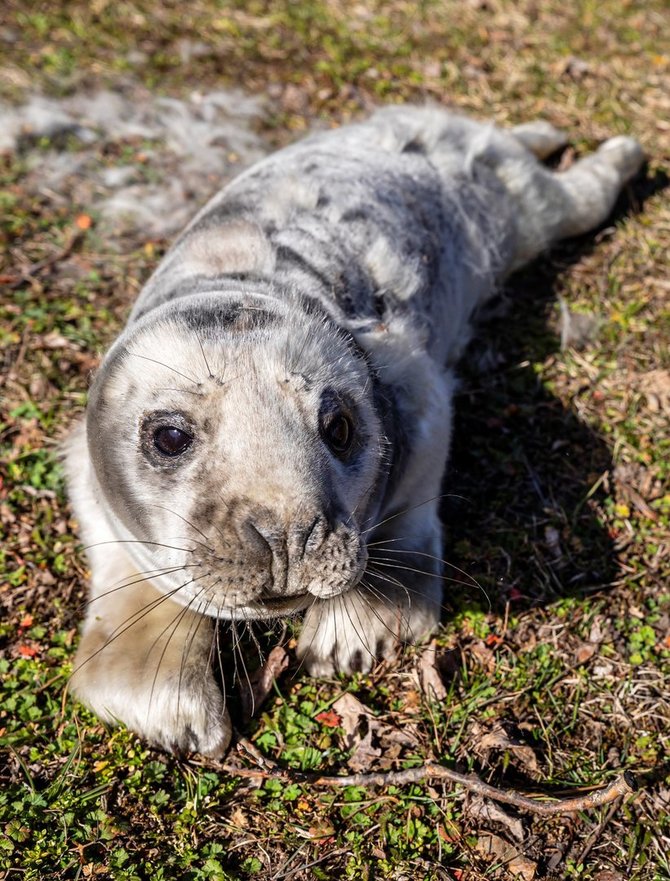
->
xmin=321 ymin=412 xmax=354 ymax=457
xmin=153 ymin=426 xmax=193 ymax=457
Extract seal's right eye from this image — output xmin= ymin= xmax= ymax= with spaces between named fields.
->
xmin=153 ymin=426 xmax=193 ymax=457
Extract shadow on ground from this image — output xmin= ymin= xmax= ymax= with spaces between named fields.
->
xmin=440 ymin=168 xmax=668 ymax=616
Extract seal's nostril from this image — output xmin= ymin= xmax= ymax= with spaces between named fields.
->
xmin=300 ymin=515 xmax=325 ymax=558
xmin=241 ymin=519 xmax=274 ymax=558
xmin=245 ymin=517 xmax=289 ymax=594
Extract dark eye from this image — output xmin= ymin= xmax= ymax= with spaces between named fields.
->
xmin=153 ymin=426 xmax=193 ymax=457
xmin=321 ymin=412 xmax=354 ymax=456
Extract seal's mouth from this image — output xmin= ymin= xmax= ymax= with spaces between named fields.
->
xmin=206 ymin=566 xmax=365 ymax=620
xmin=262 ymin=594 xmax=309 ymax=609
xmin=246 ymin=592 xmax=312 ymax=617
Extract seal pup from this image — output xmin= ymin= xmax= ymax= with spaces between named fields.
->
xmin=66 ymin=106 xmax=644 ymax=756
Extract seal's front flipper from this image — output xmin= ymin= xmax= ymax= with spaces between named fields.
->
xmin=70 ymin=585 xmax=231 ymax=758
xmin=297 ymin=549 xmax=442 ymax=676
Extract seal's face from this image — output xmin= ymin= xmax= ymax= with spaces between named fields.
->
xmin=86 ymin=294 xmax=386 ymax=619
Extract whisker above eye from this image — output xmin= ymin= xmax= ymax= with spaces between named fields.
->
xmin=195 ymin=332 xmax=214 ymax=381
xmin=155 ymin=387 xmax=205 ymax=397
xmin=126 ymin=351 xmax=201 ymax=386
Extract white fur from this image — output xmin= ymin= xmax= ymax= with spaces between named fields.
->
xmin=66 ymin=107 xmax=645 ymax=756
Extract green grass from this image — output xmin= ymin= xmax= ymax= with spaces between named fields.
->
xmin=1 ymin=1 xmax=669 ymax=878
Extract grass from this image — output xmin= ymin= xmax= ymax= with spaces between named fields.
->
xmin=1 ymin=1 xmax=669 ymax=878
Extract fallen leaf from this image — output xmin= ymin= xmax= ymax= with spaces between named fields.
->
xmin=332 ymin=693 xmax=417 ymax=772
xmin=592 ymin=871 xmax=626 ymax=881
xmin=438 ymin=823 xmax=458 ymax=843
xmin=575 ymin=643 xmax=597 ymax=664
xmin=475 ymin=724 xmax=540 ymax=777
xmin=466 ymin=796 xmax=525 ymax=841
xmin=75 ymin=213 xmax=92 ymax=230
xmin=18 ymin=644 xmax=39 ymax=658
xmin=332 ymin=693 xmax=382 ymax=771
xmin=332 ymin=693 xmax=373 ymax=745
xmin=469 ymin=640 xmax=496 ymax=672
xmin=416 ymin=640 xmax=447 ymax=701
xmin=475 ymin=834 xmax=537 ymax=879
xmin=336 ymin=695 xmax=394 ymax=771
xmin=558 ymin=298 xmax=600 ymax=350
xmin=81 ymin=865 xmax=107 ymax=877
xmin=561 ymin=56 xmax=592 ymax=80
xmin=544 ymin=525 xmax=563 ymax=560
xmin=401 ymin=687 xmax=421 ymax=711
xmin=639 ymin=369 xmax=670 ymax=413
xmin=229 ymin=807 xmax=249 ymax=828
xmin=281 ymin=83 xmax=309 ymax=114
xmin=38 ymin=569 xmax=56 ymax=587
xmin=307 ymin=821 xmax=335 ymax=840
xmin=508 ymin=855 xmax=537 ymax=880
xmin=315 ymin=709 xmax=341 ymax=728
xmin=476 ymin=832 xmax=514 ymax=859
xmin=41 ymin=331 xmax=77 ymax=350
xmin=589 ymin=618 xmax=605 ymax=644
xmin=239 ymin=645 xmax=289 ymax=718
xmin=9 ymin=418 xmax=43 ymax=450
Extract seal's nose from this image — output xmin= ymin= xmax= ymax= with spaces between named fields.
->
xmin=244 ymin=506 xmax=341 ymax=598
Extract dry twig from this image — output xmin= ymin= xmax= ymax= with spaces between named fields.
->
xmin=219 ymin=760 xmax=637 ymax=817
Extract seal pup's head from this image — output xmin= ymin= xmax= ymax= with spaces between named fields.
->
xmin=85 ymin=291 xmax=390 ymax=620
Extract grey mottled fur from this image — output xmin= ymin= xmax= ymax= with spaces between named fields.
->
xmin=66 ymin=106 xmax=644 ymax=756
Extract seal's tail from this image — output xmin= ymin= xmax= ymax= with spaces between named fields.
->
xmin=496 ymin=131 xmax=645 ymax=271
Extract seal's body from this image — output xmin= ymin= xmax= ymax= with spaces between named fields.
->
xmin=67 ymin=107 xmax=643 ymax=756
